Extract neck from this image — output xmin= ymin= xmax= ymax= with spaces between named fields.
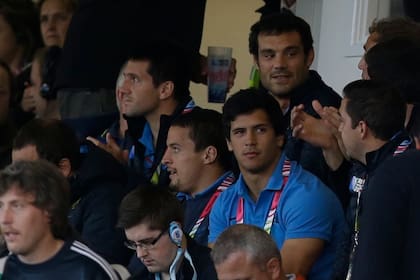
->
xmin=190 ymin=166 xmax=226 ymax=197
xmin=241 ymin=155 xmax=281 ymax=202
xmin=146 ymin=100 xmax=179 ymax=147
xmin=119 ymin=113 xmax=128 ymax=139
xmin=18 ymin=236 xmax=64 ymax=264
xmin=360 ymin=137 xmax=387 ymax=165
xmin=273 ymin=96 xmax=290 ymax=115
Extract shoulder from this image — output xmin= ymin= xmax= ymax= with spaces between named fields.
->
xmin=68 ymin=241 xmax=119 ymax=279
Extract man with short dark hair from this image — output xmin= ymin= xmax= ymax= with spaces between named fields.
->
xmin=88 ymin=41 xmax=195 ymax=187
xmin=0 ymin=160 xmax=118 ymax=279
xmin=118 ymin=186 xmax=217 ymax=279
xmin=209 ymin=88 xmax=345 ymax=279
xmin=248 ymin=12 xmax=343 ymax=203
xmin=162 ymin=108 xmax=234 ymax=245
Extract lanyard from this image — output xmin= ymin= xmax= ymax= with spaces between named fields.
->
xmin=189 ymin=173 xmax=235 ymax=238
xmin=346 ymin=138 xmax=411 ymax=280
xmin=236 ymin=159 xmax=291 ymax=234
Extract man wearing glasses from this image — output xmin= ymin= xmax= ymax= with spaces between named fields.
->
xmin=118 ymin=185 xmax=217 ymax=279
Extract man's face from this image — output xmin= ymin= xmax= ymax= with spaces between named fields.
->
xmin=40 ymin=0 xmax=73 ymax=47
xmin=338 ymin=98 xmax=362 ymax=161
xmin=255 ymin=31 xmax=313 ymax=98
xmin=0 ymin=186 xmax=52 ymax=263
xmin=227 ymin=109 xmax=283 ymax=176
xmin=358 ymin=32 xmax=379 ymax=80
xmin=0 ymin=66 xmax=11 ymax=124
xmin=162 ymin=126 xmax=207 ymax=195
xmin=119 ymin=60 xmax=160 ymax=117
xmin=12 ymin=145 xmax=40 ymax=162
xmin=216 ymin=251 xmax=277 ymax=280
xmin=125 ymin=223 xmax=177 ymax=274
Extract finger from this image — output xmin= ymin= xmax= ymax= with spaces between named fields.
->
xmin=86 ymin=136 xmax=102 ymax=147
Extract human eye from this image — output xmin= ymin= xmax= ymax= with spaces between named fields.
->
xmin=255 ymin=126 xmax=268 ymax=134
xmin=232 ymin=128 xmax=245 ymax=137
xmin=11 ymin=201 xmax=25 ymax=211
xmin=40 ymin=15 xmax=48 ymax=24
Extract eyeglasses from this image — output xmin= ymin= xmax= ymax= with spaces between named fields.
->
xmin=124 ymin=230 xmax=166 ymax=251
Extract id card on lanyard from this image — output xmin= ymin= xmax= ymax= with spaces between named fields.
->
xmin=236 ymin=159 xmax=291 ymax=234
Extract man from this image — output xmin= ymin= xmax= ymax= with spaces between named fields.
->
xmin=162 ymin=107 xmax=234 ymax=245
xmin=0 ymin=160 xmax=118 ymax=279
xmin=291 ymin=79 xmax=411 ymax=279
xmin=357 ymin=17 xmax=420 ymax=80
xmin=212 ymin=224 xmax=304 ymax=280
xmin=118 ymin=186 xmax=217 ymax=279
xmin=11 ymin=119 xmax=131 ymax=265
xmin=39 ymin=0 xmax=76 ymax=47
xmin=249 ymin=11 xmax=343 ymax=201
xmin=209 ymin=89 xmax=345 ymax=280
xmin=88 ymin=41 xmax=195 ymax=186
xmin=352 ymin=150 xmax=420 ymax=280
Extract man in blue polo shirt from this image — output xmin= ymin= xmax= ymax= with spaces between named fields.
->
xmin=209 ymin=88 xmax=345 ymax=280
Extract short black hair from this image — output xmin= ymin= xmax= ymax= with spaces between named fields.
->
xmin=343 ymin=79 xmax=405 ymax=141
xmin=222 ymin=88 xmax=286 ymax=141
xmin=13 ymin=119 xmax=81 ymax=170
xmin=117 ymin=185 xmax=184 ymax=231
xmin=128 ymin=40 xmax=191 ymax=102
xmin=171 ymin=107 xmax=231 ymax=171
xmin=366 ymin=37 xmax=420 ymax=103
xmin=249 ymin=11 xmax=313 ymax=57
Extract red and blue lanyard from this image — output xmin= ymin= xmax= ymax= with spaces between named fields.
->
xmin=189 ymin=173 xmax=235 ymax=238
xmin=236 ymin=159 xmax=291 ymax=234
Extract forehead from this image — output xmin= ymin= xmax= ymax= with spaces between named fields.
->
xmin=257 ymin=31 xmax=304 ymax=50
xmin=168 ymin=126 xmax=192 ymax=142
xmin=0 ymin=185 xmax=34 ymax=202
xmin=12 ymin=145 xmax=40 ymax=162
xmin=364 ymin=32 xmax=379 ymax=51
xmin=216 ymin=251 xmax=261 ymax=279
xmin=125 ymin=60 xmax=150 ymax=75
xmin=41 ymin=0 xmax=71 ymax=13
xmin=339 ymin=98 xmax=349 ymax=114
xmin=125 ymin=222 xmax=160 ymax=240
xmin=231 ymin=109 xmax=271 ymax=128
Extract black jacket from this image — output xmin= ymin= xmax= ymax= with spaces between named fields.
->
xmin=69 ymin=144 xmax=132 ymax=265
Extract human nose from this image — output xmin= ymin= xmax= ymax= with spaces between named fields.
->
xmin=162 ymin=148 xmax=171 ymax=165
xmin=244 ymin=130 xmax=256 ymax=146
xmin=0 ymin=207 xmax=13 ymax=225
xmin=136 ymin=245 xmax=148 ymax=259
xmin=273 ymin=54 xmax=286 ymax=69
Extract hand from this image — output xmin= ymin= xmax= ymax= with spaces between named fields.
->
xmin=86 ymin=133 xmax=129 ymax=164
xmin=291 ymin=104 xmax=335 ymax=149
xmin=192 ymin=55 xmax=237 ymax=92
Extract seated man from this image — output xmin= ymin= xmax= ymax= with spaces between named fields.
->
xmin=11 ymin=119 xmax=131 ymax=265
xmin=0 ymin=160 xmax=118 ymax=279
xmin=118 ymin=186 xmax=217 ymax=279
xmin=163 ymin=107 xmax=235 ymax=245
xmin=212 ymin=224 xmax=304 ymax=280
xmin=209 ymin=88 xmax=345 ymax=279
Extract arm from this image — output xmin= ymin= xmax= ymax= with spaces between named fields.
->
xmin=281 ymin=238 xmax=325 ymax=276
xmin=291 ymin=102 xmax=345 ymax=170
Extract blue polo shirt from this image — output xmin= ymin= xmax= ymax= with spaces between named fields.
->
xmin=209 ymin=154 xmax=346 ymax=280
xmin=178 ymin=171 xmax=235 ymax=246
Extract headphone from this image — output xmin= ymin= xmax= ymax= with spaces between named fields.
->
xmin=169 ymin=221 xmax=183 ymax=248
xmin=40 ymin=46 xmax=62 ymax=100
